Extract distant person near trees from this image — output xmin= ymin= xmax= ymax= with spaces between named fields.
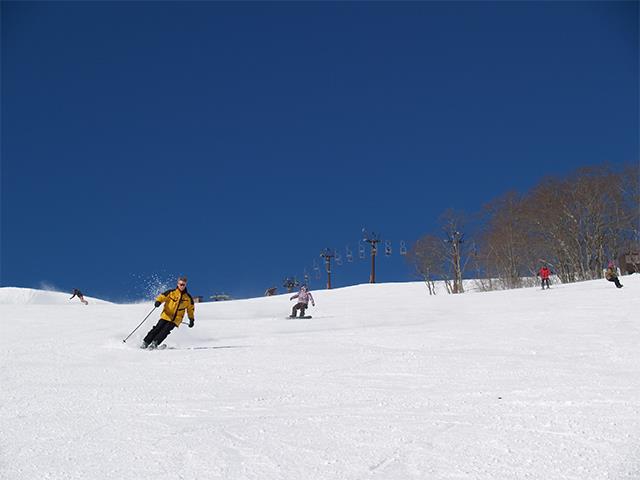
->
xmin=70 ymin=288 xmax=88 ymax=305
xmin=141 ymin=276 xmax=195 ymax=349
xmin=289 ymin=285 xmax=315 ymax=318
xmin=605 ymin=262 xmax=623 ymax=289
xmin=537 ymin=266 xmax=552 ymax=290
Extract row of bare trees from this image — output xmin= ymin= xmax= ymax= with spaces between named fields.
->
xmin=408 ymin=164 xmax=639 ymax=293
xmin=406 ymin=209 xmax=475 ymax=294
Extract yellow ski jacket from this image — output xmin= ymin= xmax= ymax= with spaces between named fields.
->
xmin=156 ymin=288 xmax=195 ymax=326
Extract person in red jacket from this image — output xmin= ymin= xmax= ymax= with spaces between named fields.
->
xmin=537 ymin=266 xmax=552 ymax=290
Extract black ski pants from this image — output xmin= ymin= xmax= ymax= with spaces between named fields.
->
xmin=291 ymin=302 xmax=308 ymax=317
xmin=607 ymin=277 xmax=623 ymax=288
xmin=143 ymin=319 xmax=176 ymax=345
xmin=541 ymin=278 xmax=550 ymax=289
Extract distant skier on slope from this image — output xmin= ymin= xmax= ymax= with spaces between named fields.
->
xmin=289 ymin=285 xmax=315 ymax=318
xmin=605 ymin=262 xmax=623 ymax=289
xmin=70 ymin=288 xmax=88 ymax=305
xmin=537 ymin=266 xmax=553 ymax=290
xmin=141 ymin=276 xmax=195 ymax=349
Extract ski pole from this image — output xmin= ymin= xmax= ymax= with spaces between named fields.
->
xmin=122 ymin=306 xmax=157 ymax=343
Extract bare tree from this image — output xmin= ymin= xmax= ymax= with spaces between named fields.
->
xmin=440 ymin=209 xmax=472 ymax=294
xmin=477 ymin=192 xmax=530 ymax=289
xmin=406 ymin=234 xmax=446 ymax=295
xmin=617 ymin=163 xmax=640 ymax=263
xmin=480 ymin=165 xmax=637 ymax=285
xmin=411 ymin=164 xmax=636 ymax=293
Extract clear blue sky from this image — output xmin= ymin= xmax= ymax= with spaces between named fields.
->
xmin=2 ymin=1 xmax=638 ymax=302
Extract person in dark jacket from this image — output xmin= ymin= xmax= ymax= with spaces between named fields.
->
xmin=70 ymin=288 xmax=88 ymax=305
xmin=537 ymin=266 xmax=552 ymax=290
xmin=289 ymin=285 xmax=315 ymax=318
xmin=605 ymin=262 xmax=623 ymax=288
xmin=142 ymin=276 xmax=195 ymax=349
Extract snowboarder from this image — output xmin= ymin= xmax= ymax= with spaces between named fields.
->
xmin=141 ymin=276 xmax=195 ymax=349
xmin=605 ymin=262 xmax=623 ymax=289
xmin=289 ymin=285 xmax=315 ymax=318
xmin=70 ymin=288 xmax=88 ymax=305
xmin=537 ymin=266 xmax=552 ymax=290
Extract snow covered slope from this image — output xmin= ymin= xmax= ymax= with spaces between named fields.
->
xmin=1 ymin=277 xmax=638 ymax=479
xmin=0 ymin=287 xmax=112 ymax=305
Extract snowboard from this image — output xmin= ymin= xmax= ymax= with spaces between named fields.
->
xmin=287 ymin=315 xmax=312 ymax=319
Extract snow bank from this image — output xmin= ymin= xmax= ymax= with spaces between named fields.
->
xmin=0 ymin=287 xmax=111 ymax=305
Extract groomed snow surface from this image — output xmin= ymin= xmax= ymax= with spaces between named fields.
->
xmin=1 ymin=277 xmax=639 ymax=479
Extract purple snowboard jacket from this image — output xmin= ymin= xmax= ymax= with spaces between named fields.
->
xmin=290 ymin=288 xmax=315 ymax=305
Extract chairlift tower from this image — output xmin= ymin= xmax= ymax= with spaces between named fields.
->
xmin=320 ymin=248 xmax=335 ymax=289
xmin=363 ymin=229 xmax=381 ymax=283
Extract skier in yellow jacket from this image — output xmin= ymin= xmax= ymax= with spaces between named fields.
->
xmin=142 ymin=276 xmax=195 ymax=349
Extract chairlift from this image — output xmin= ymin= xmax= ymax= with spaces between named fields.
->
xmin=335 ymin=251 xmax=343 ymax=266
xmin=358 ymin=241 xmax=366 ymax=259
xmin=282 ymin=277 xmax=299 ymax=291
xmin=320 ymin=248 xmax=335 ymax=259
xmin=363 ymin=229 xmax=380 ymax=242
xmin=346 ymin=245 xmax=354 ymax=263
xmin=384 ymin=240 xmax=392 ymax=257
xmin=400 ymin=240 xmax=407 ymax=256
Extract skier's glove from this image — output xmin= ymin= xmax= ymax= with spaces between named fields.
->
xmin=312 ymin=303 xmax=315 ymax=307
xmin=154 ymin=301 xmax=161 ymax=307
xmin=189 ymin=319 xmax=195 ymax=328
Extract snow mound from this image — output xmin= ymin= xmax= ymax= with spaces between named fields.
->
xmin=0 ymin=287 xmax=111 ymax=305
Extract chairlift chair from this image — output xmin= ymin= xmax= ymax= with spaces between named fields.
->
xmin=346 ymin=245 xmax=354 ymax=263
